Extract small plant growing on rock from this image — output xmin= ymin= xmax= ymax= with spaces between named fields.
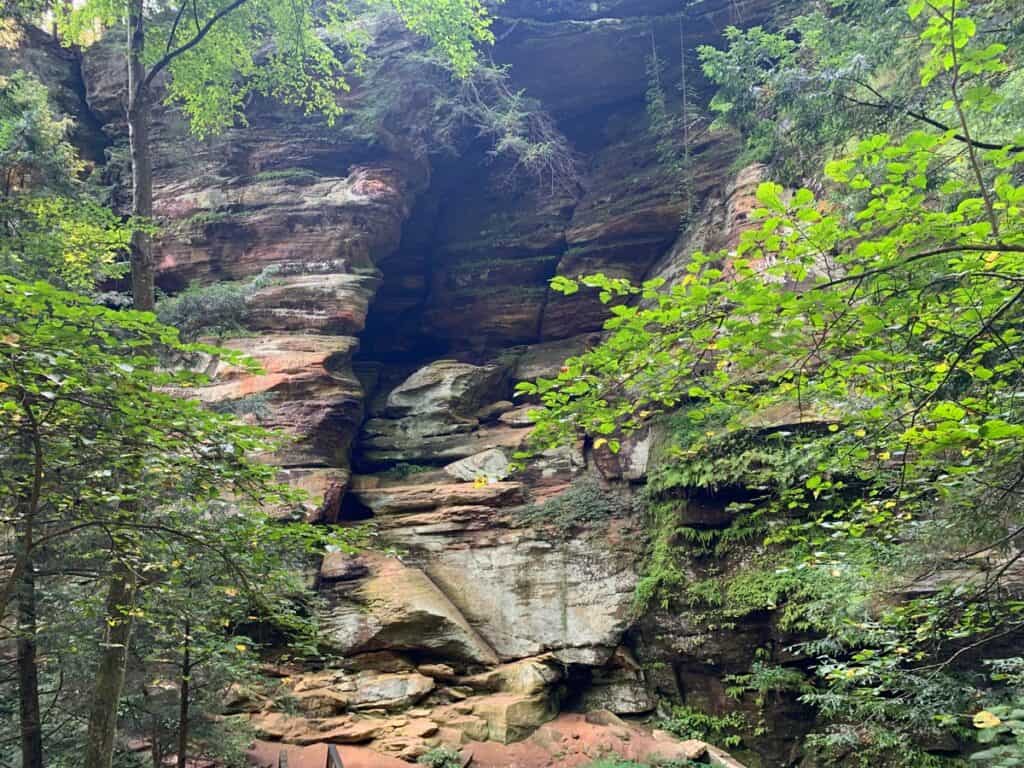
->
xmin=417 ymin=746 xmax=463 ymax=768
xmin=253 ymin=168 xmax=323 ymax=184
xmin=657 ymin=704 xmax=745 ymax=749
xmin=155 ymin=265 xmax=280 ymax=340
xmin=381 ymin=462 xmax=436 ymax=480
xmin=516 ymin=476 xmax=632 ymax=532
xmin=182 ymin=209 xmax=232 ymax=231
xmin=209 ymin=393 xmax=273 ymax=422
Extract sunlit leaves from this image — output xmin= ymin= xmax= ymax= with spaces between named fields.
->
xmin=59 ymin=0 xmax=494 ymax=140
xmin=517 ymin=3 xmax=1024 ymax=761
xmin=0 ymin=71 xmax=131 ymax=292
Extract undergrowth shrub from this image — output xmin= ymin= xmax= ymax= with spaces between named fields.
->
xmin=657 ymin=704 xmax=745 ymax=749
xmin=181 ymin=209 xmax=231 ymax=230
xmin=515 ymin=476 xmax=633 ymax=532
xmin=253 ymin=168 xmax=322 ymax=184
xmin=417 ymin=746 xmax=462 ymax=768
xmin=209 ymin=393 xmax=272 ymax=421
xmin=155 ymin=266 xmax=279 ymax=340
xmin=380 ymin=462 xmax=436 ymax=480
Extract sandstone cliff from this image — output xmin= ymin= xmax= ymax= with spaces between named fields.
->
xmin=6 ymin=1 xmax=807 ymax=763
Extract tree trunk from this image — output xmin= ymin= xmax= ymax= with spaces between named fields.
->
xmin=126 ymin=0 xmax=155 ymax=312
xmin=83 ymin=562 xmax=137 ymax=768
xmin=176 ymin=619 xmax=190 ymax=768
xmin=0 ymin=551 xmax=27 ymax=624
xmin=16 ymin=411 xmax=45 ymax=768
xmin=16 ymin=535 xmax=43 ymax=768
xmin=151 ymin=712 xmax=161 ymax=768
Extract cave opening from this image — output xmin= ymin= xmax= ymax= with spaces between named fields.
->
xmin=558 ymin=663 xmax=596 ymax=711
xmin=337 ymin=492 xmax=375 ymax=522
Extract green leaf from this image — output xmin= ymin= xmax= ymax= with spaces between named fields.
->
xmin=931 ymin=402 xmax=966 ymax=422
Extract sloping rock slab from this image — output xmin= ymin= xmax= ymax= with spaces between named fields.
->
xmin=319 ymin=553 xmax=500 ymax=665
xmin=248 ymin=741 xmax=409 ymax=768
xmin=351 ymin=481 xmax=525 ymax=515
xmin=402 ymin=519 xmax=643 ymax=664
xmin=454 ymin=712 xmax=734 ymax=767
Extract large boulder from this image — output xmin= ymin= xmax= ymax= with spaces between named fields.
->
xmin=382 ymin=360 xmax=509 ymax=418
xmin=359 ymin=360 xmax=521 ymax=465
xmin=290 ymin=670 xmax=436 ymax=714
xmin=458 ymin=656 xmax=564 ymax=695
xmin=319 ymin=554 xmax=500 ymax=666
xmin=396 ymin=519 xmax=644 ymax=664
xmin=470 ymin=693 xmax=558 ymax=744
xmin=443 ymin=448 xmax=512 ymax=482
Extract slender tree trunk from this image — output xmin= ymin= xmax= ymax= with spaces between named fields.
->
xmin=16 ymin=528 xmax=43 ymax=768
xmin=0 ymin=552 xmax=27 ymax=622
xmin=151 ymin=712 xmax=161 ymax=768
xmin=83 ymin=561 xmax=138 ymax=768
xmin=127 ymin=0 xmax=155 ymax=312
xmin=679 ymin=18 xmax=692 ymax=217
xmin=16 ymin=413 xmax=45 ymax=768
xmin=176 ymin=619 xmax=190 ymax=768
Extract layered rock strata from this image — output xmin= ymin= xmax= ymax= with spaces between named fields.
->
xmin=9 ymin=0 xmax=790 ymax=762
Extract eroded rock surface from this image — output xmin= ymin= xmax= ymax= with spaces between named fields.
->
xmin=24 ymin=0 xmax=772 ymax=762
xmin=319 ymin=552 xmax=500 ymax=666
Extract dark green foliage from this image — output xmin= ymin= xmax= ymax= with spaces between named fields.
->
xmin=516 ymin=476 xmax=632 ymax=532
xmin=521 ymin=0 xmax=1024 ymax=763
xmin=724 ymin=653 xmax=813 ymax=738
xmin=970 ymin=660 xmax=1024 ymax=766
xmin=155 ymin=266 xmax=278 ymax=340
xmin=0 ymin=70 xmax=130 ymax=293
xmin=380 ymin=462 xmax=436 ymax=479
xmin=60 ymin=0 xmax=494 ymax=140
xmin=633 ymin=413 xmax=816 ymax=612
xmin=417 ymin=746 xmax=464 ymax=768
xmin=647 ymin=411 xmax=826 ymax=494
xmin=349 ymin=45 xmax=577 ymax=194
xmin=632 ymin=499 xmax=689 ymax=612
xmin=156 ymin=279 xmax=248 ymax=340
xmin=0 ymin=276 xmax=354 ymax=766
xmin=697 ymin=0 xmax=1024 ymax=182
xmin=181 ymin=209 xmax=232 ymax=230
xmin=0 ymin=69 xmax=80 ymax=192
xmin=657 ymin=705 xmax=746 ymax=749
xmin=252 ymin=168 xmax=323 ymax=184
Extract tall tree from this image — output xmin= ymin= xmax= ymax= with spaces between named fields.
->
xmin=53 ymin=0 xmax=493 ymax=310
xmin=0 ymin=68 xmax=130 ymax=768
xmin=0 ymin=277 xmax=348 ymax=768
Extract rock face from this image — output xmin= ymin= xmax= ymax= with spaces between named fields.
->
xmin=358 ymin=360 xmax=515 ymax=466
xmin=326 ymin=470 xmax=642 ymax=668
xmin=0 ymin=24 xmax=106 ymax=163
xmin=247 ymin=711 xmax=723 ymax=767
xmin=319 ymin=553 xmax=501 ymax=665
xmin=9 ymin=0 xmax=777 ymax=763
